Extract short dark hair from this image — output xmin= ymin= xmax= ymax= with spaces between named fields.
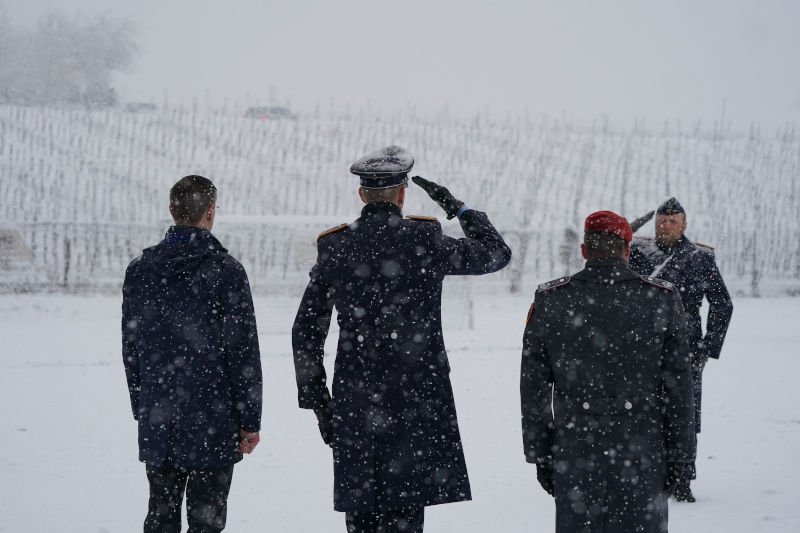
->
xmin=584 ymin=232 xmax=627 ymax=258
xmin=360 ymin=185 xmax=404 ymax=204
xmin=169 ymin=175 xmax=217 ymax=225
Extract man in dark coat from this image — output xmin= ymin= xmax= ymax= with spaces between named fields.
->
xmin=521 ymin=210 xmax=696 ymax=533
xmin=292 ymin=146 xmax=511 ymax=532
xmin=122 ymin=175 xmax=263 ymax=533
xmin=628 ymin=198 xmax=733 ymax=502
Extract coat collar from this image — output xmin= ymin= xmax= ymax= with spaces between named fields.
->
xmin=164 ymin=225 xmax=226 ymax=253
xmin=361 ymin=201 xmax=402 ymax=218
xmin=657 ymin=234 xmax=693 ymax=255
xmin=572 ymin=257 xmax=641 ymax=283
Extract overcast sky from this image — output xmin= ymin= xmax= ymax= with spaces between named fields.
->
xmin=5 ymin=0 xmax=800 ymax=129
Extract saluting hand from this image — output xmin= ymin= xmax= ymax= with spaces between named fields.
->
xmin=412 ymin=176 xmax=465 ymax=220
xmin=629 ymin=210 xmax=655 ymax=233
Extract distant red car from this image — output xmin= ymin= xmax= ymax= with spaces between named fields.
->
xmin=244 ymin=106 xmax=296 ymax=120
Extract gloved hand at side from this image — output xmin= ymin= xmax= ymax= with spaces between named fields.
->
xmin=536 ymin=459 xmax=555 ymax=497
xmin=313 ymin=404 xmax=333 ymax=446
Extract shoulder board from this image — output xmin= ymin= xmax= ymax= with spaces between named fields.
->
xmin=537 ymin=276 xmax=572 ymax=292
xmin=405 ymin=215 xmax=439 ymax=222
xmin=694 ymin=242 xmax=715 ymax=252
xmin=318 ymin=223 xmax=348 ymax=240
xmin=640 ymin=275 xmax=675 ymax=291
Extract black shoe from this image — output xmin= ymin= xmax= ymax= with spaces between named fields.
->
xmin=673 ymin=479 xmax=696 ymax=502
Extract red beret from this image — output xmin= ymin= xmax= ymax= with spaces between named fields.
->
xmin=584 ymin=210 xmax=633 ymax=242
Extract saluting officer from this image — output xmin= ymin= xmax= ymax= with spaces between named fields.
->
xmin=629 ymin=197 xmax=733 ymax=502
xmin=521 ymin=211 xmax=696 ymax=533
xmin=292 ymin=145 xmax=511 ymax=533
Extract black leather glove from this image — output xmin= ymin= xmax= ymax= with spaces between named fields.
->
xmin=536 ymin=460 xmax=555 ymax=496
xmin=313 ymin=404 xmax=333 ymax=446
xmin=692 ymin=344 xmax=709 ymax=373
xmin=665 ymin=462 xmax=687 ymax=496
xmin=411 ymin=176 xmax=465 ymax=220
xmin=629 ymin=210 xmax=655 ymax=233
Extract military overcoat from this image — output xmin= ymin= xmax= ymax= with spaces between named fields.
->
xmin=293 ymin=201 xmax=511 ymax=513
xmin=521 ymin=258 xmax=696 ymax=533
xmin=629 ymin=236 xmax=733 ymax=431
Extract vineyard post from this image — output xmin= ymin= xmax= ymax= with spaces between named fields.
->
xmin=508 ymin=231 xmax=529 ymax=294
xmin=750 ymin=230 xmax=760 ymax=298
xmin=63 ymin=236 xmax=71 ymax=288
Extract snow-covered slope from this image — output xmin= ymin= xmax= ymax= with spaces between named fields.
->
xmin=1 ymin=105 xmax=798 ymax=294
xmin=0 ymin=293 xmax=797 ymax=532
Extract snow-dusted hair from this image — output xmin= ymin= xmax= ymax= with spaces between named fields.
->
xmin=169 ymin=175 xmax=217 ymax=225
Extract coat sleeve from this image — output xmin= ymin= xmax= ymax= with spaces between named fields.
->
xmin=520 ymin=294 xmax=555 ymax=464
xmin=221 ymin=263 xmax=263 ymax=433
xmin=121 ymin=262 xmax=141 ymax=421
xmin=700 ymin=253 xmax=733 ymax=360
xmin=628 ymin=243 xmax=652 ymax=275
xmin=434 ymin=210 xmax=512 ymax=276
xmin=292 ymin=263 xmax=335 ymax=410
xmin=662 ymin=290 xmax=697 ymax=462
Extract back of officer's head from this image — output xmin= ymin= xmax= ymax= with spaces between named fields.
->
xmin=583 ymin=232 xmax=628 ymax=260
xmin=581 ymin=210 xmax=632 ymax=260
xmin=358 ymin=184 xmax=406 ymax=207
xmin=169 ymin=175 xmax=217 ymax=225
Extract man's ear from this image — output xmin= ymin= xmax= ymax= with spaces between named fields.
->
xmin=623 ymin=242 xmax=631 ymax=260
xmin=397 ymin=186 xmax=406 ymax=207
xmin=580 ymin=243 xmax=588 ymax=259
xmin=358 ymin=187 xmax=367 ymax=204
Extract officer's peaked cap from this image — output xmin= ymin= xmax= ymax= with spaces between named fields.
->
xmin=657 ymin=197 xmax=685 ymax=215
xmin=350 ymin=145 xmax=414 ymax=189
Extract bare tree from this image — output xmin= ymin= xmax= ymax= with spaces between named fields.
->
xmin=0 ymin=9 xmax=137 ymax=107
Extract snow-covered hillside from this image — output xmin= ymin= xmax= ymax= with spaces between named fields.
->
xmin=1 ymin=104 xmax=798 ymax=295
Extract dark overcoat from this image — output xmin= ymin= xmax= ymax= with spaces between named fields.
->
xmin=293 ymin=202 xmax=511 ymax=513
xmin=521 ymin=258 xmax=696 ymax=533
xmin=122 ymin=226 xmax=262 ymax=469
xmin=629 ymin=236 xmax=733 ymax=431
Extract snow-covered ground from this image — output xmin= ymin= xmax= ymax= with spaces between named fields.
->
xmin=0 ymin=292 xmax=798 ymax=532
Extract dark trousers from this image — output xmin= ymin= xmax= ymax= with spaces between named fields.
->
xmin=345 ymin=507 xmax=424 ymax=533
xmin=144 ymin=463 xmax=234 ymax=533
xmin=687 ymin=360 xmax=704 ymax=481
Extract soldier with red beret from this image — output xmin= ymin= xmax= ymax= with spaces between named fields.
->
xmin=521 ymin=210 xmax=696 ymax=533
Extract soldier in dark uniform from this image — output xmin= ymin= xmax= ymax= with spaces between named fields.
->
xmin=521 ymin=210 xmax=696 ymax=533
xmin=292 ymin=145 xmax=511 ymax=533
xmin=628 ymin=198 xmax=733 ymax=502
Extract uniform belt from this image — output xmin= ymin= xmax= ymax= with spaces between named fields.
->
xmin=554 ymin=393 xmax=659 ymax=415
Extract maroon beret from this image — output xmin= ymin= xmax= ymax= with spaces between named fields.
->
xmin=584 ymin=210 xmax=633 ymax=242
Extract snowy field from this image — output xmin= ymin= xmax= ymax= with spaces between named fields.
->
xmin=0 ymin=291 xmax=798 ymax=533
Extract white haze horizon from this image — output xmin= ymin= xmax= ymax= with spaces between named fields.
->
xmin=4 ymin=0 xmax=800 ymax=132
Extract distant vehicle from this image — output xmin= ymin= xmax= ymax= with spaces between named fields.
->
xmin=125 ymin=102 xmax=158 ymax=113
xmin=244 ymin=106 xmax=296 ymax=120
